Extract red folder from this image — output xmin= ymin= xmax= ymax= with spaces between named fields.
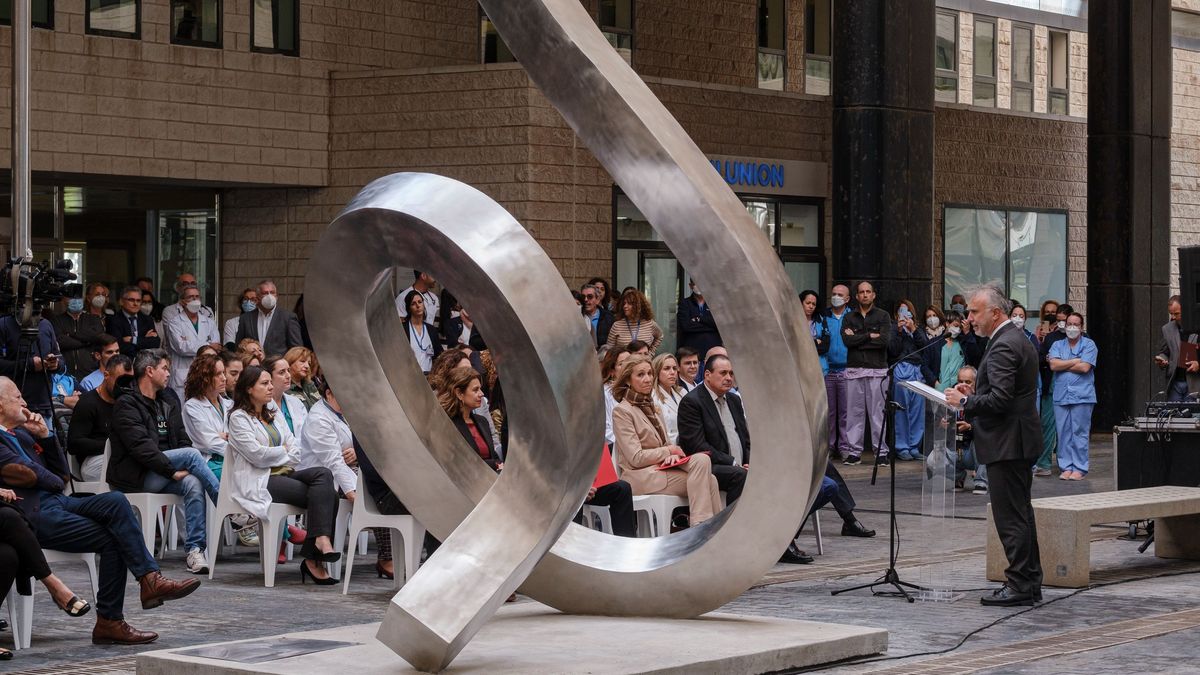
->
xmin=592 ymin=445 xmax=619 ymax=489
xmin=1180 ymin=341 xmax=1199 ymax=369
xmin=654 ymin=455 xmax=691 ymax=471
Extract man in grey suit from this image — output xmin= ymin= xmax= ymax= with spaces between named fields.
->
xmin=945 ymin=284 xmax=1042 ymax=606
xmin=1154 ymin=295 xmax=1199 ymax=401
xmin=234 ymin=279 xmax=302 ymax=357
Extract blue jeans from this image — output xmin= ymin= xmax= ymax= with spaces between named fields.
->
xmin=955 ymin=442 xmax=987 ymax=489
xmin=140 ymin=448 xmax=220 ymax=551
xmin=36 ymin=491 xmax=159 ymax=620
xmin=1168 ymin=375 xmax=1190 ymax=402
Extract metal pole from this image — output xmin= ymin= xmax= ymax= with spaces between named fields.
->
xmin=11 ymin=0 xmax=30 ymax=260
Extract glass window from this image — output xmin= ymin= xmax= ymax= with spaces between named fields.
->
xmin=780 ymin=203 xmax=819 ymax=248
xmin=1011 ymin=24 xmax=1033 ymax=112
xmin=973 ymin=19 xmax=996 ymax=107
xmin=158 ymin=208 xmax=219 ymax=311
xmin=171 ymin=0 xmax=220 ymax=47
xmin=481 ymin=11 xmax=516 ymax=63
xmin=599 ymin=0 xmax=634 ymax=65
xmin=87 ymin=0 xmax=139 ymax=38
xmin=935 ymin=11 xmax=958 ymax=103
xmin=943 ymin=207 xmax=1067 ymax=309
xmin=1049 ymin=29 xmax=1069 ymax=114
xmin=804 ymin=0 xmax=831 ymax=95
xmin=758 ymin=0 xmax=786 ymax=90
xmin=1013 ymin=87 xmax=1034 ymax=112
xmin=0 ymin=0 xmax=53 ymax=28
xmin=744 ymin=200 xmax=777 ymax=244
xmin=1174 ymin=10 xmax=1200 ymax=49
xmin=615 ymin=194 xmax=659 ymax=242
xmin=251 ymin=0 xmax=298 ymax=55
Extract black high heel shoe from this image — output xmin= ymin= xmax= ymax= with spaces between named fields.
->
xmin=375 ymin=562 xmax=394 ymax=580
xmin=300 ymin=559 xmax=338 ymax=586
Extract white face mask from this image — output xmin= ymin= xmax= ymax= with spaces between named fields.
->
xmin=1011 ymin=316 xmax=1026 ymax=330
xmin=139 ymin=304 xmax=153 ymax=316
xmin=948 ymin=326 xmax=962 ymax=338
xmin=830 ymin=295 xmax=847 ymax=308
xmin=260 ymin=293 xmax=278 ymax=310
xmin=186 ymin=300 xmax=202 ymax=314
xmin=926 ymin=316 xmax=941 ymax=329
xmin=1057 ymin=320 xmax=1066 ymax=331
xmin=1065 ymin=326 xmax=1082 ymax=340
xmin=91 ymin=295 xmax=107 ymax=309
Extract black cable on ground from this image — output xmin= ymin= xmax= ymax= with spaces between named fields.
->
xmin=781 ymin=567 xmax=1200 ymax=674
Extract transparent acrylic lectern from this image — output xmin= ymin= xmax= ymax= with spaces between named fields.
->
xmin=899 ymin=380 xmax=965 ymax=602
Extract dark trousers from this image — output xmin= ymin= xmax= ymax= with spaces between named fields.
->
xmin=986 ymin=459 xmax=1043 ymax=594
xmin=36 ymin=491 xmax=158 ymax=620
xmin=267 ymin=467 xmax=337 ymax=560
xmin=821 ymin=461 xmax=856 ymax=521
xmin=710 ymin=464 xmax=746 ymax=503
xmin=585 ymin=480 xmax=636 ymax=537
xmin=0 ymin=506 xmax=53 ymax=600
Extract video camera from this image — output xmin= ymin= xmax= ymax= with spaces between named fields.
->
xmin=0 ymin=257 xmax=78 ymax=329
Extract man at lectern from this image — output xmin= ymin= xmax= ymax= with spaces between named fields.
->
xmin=944 ymin=285 xmax=1042 ymax=607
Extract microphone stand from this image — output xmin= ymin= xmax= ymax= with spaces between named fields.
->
xmin=832 ymin=325 xmax=944 ymax=603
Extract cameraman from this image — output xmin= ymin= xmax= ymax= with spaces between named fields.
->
xmin=50 ymin=288 xmax=105 ymax=381
xmin=0 ymin=312 xmax=65 ymax=420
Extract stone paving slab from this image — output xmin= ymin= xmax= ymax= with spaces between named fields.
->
xmin=4 ymin=435 xmax=1198 ymax=675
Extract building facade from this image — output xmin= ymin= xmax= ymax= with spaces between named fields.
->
xmin=0 ymin=0 xmax=1194 ymax=361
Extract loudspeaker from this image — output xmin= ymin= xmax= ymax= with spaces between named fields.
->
xmin=1180 ymin=246 xmax=1200 ymax=332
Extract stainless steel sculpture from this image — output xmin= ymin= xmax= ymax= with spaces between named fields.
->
xmin=304 ymin=0 xmax=828 ymax=672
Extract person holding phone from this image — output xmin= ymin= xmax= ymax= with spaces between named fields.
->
xmin=889 ymin=299 xmax=929 ymax=461
xmin=0 ymin=312 xmax=66 ymax=420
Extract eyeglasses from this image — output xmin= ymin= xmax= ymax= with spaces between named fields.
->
xmin=582 ymin=294 xmax=596 ymax=300
xmin=122 ymin=296 xmax=141 ymax=304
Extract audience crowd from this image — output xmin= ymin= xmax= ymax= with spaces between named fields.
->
xmin=0 ymin=266 xmax=1093 ymax=659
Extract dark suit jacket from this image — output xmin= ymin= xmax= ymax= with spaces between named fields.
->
xmin=676 ymin=295 xmax=722 ymax=358
xmin=235 ymin=308 xmax=303 ymax=357
xmin=962 ymin=322 xmax=1041 ymax=465
xmin=676 ymin=384 xmax=751 ymax=466
xmin=106 ymin=311 xmax=161 ymax=359
xmin=0 ymin=426 xmax=69 ymax=530
xmin=441 ymin=317 xmax=487 ymax=351
xmin=1156 ymin=321 xmax=1200 ymax=391
xmin=584 ymin=307 xmax=616 ymax=350
xmin=451 ymin=413 xmax=500 ymax=471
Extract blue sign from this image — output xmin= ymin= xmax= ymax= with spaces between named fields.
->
xmin=710 ymin=159 xmax=785 ymax=189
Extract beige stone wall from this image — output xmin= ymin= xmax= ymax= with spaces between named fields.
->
xmin=997 ymin=18 xmax=1012 ymax=110
xmin=1068 ymin=31 xmax=1088 ymax=118
xmin=933 ymin=108 xmax=1088 ymax=311
xmin=1034 ymin=25 xmax=1049 ymax=114
xmin=633 ymin=0 xmax=756 ymax=88
xmin=958 ymin=12 xmax=974 ymax=105
xmin=1172 ymin=47 xmax=1200 ymax=295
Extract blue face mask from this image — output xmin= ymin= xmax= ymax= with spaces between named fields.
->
xmin=241 ymin=300 xmax=256 ymax=313
xmin=67 ymin=298 xmax=85 ymax=313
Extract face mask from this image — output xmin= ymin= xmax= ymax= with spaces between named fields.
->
xmin=91 ymin=295 xmax=107 ymax=309
xmin=1043 ymin=313 xmax=1056 ymax=322
xmin=926 ymin=316 xmax=941 ymax=329
xmin=830 ymin=296 xmax=847 ymax=308
xmin=1011 ymin=316 xmax=1026 ymax=330
xmin=186 ymin=300 xmax=202 ymax=314
xmin=1065 ymin=326 xmax=1082 ymax=340
xmin=67 ymin=298 xmax=85 ymax=313
xmin=951 ymin=304 xmax=966 ymax=313
xmin=260 ymin=294 xmax=277 ymax=310
xmin=241 ymin=300 xmax=256 ymax=313
xmin=948 ymin=326 xmax=962 ymax=338
xmin=139 ymin=304 xmax=152 ymax=316
xmin=1057 ymin=320 xmax=1066 ymax=331
xmin=692 ymin=286 xmax=703 ymax=297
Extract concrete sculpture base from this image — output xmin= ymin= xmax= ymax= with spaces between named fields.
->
xmin=137 ymin=602 xmax=887 ymax=674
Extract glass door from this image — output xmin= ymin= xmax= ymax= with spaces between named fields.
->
xmin=157 ymin=207 xmax=218 ymax=309
xmin=638 ymin=251 xmax=682 ymax=355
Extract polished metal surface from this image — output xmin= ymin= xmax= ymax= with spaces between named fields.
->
xmin=305 ymin=0 xmax=828 ymax=671
xmin=11 ymin=0 xmax=30 ymax=258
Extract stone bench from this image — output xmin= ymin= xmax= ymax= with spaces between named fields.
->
xmin=986 ymin=486 xmax=1200 ymax=588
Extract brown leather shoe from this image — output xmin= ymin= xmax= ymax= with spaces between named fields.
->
xmin=139 ymin=570 xmax=201 ymax=610
xmin=92 ymin=616 xmax=158 ymax=645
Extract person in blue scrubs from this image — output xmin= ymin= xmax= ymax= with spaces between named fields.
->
xmin=1047 ymin=312 xmax=1097 ymax=480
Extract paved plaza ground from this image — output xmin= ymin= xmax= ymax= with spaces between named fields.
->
xmin=5 ymin=434 xmax=1199 ymax=674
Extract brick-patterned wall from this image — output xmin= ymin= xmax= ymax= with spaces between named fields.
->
xmin=223 ymin=66 xmax=832 ymax=318
xmin=933 ymin=108 xmax=1088 ymax=312
xmin=0 ymin=0 xmax=478 ymax=188
xmin=1173 ymin=47 xmax=1200 ymax=295
xmin=633 ymin=0 xmax=756 ymax=88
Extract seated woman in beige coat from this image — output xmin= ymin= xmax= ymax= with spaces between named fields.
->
xmin=611 ymin=355 xmax=721 ymax=526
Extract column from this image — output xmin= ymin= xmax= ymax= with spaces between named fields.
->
xmin=831 ymin=0 xmax=935 ymax=308
xmin=1087 ymin=0 xmax=1172 ymax=427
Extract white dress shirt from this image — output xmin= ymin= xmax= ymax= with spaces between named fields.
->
xmin=256 ymin=308 xmax=275 ymax=345
xmin=298 ymin=400 xmax=357 ymax=495
xmin=706 ymin=383 xmax=744 ymax=465
xmin=654 ymin=386 xmax=684 ymax=444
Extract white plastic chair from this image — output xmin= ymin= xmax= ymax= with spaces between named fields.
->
xmin=65 ymin=444 xmax=108 ymax=497
xmin=580 ymin=505 xmax=613 ymax=534
xmin=207 ymin=460 xmax=303 ymax=587
xmin=342 ymin=471 xmax=424 ymax=594
xmin=5 ymin=550 xmax=99 ymax=650
xmin=330 ymin=498 xmax=352 ymax=580
xmin=799 ymin=508 xmax=824 ymax=555
xmin=631 ymin=494 xmax=688 ymax=537
xmin=75 ymin=442 xmax=180 ymax=557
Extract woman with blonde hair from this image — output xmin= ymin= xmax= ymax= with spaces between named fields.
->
xmin=651 ymin=353 xmax=685 ymax=443
xmin=439 ymin=365 xmax=502 ymax=472
xmin=606 ymin=288 xmax=664 ymax=353
xmin=284 ymin=346 xmax=320 ymax=409
xmin=611 ymin=355 xmax=720 ymax=526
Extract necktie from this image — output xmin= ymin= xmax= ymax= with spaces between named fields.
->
xmin=129 ymin=316 xmax=139 ymax=345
